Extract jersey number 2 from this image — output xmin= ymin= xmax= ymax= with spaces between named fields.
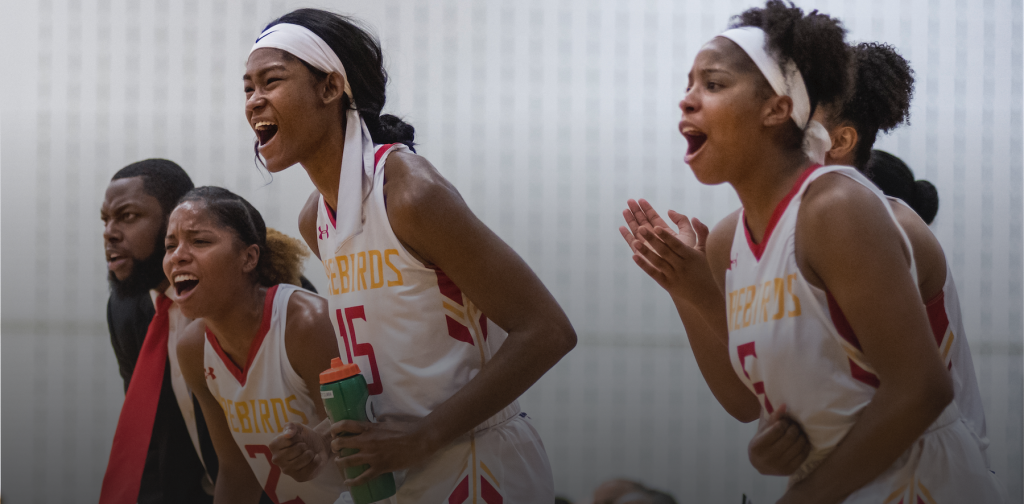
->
xmin=336 ymin=306 xmax=384 ymax=395
xmin=244 ymin=444 xmax=305 ymax=504
xmin=737 ymin=341 xmax=774 ymax=414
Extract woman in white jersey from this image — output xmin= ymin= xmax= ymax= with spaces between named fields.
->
xmin=743 ymin=45 xmax=989 ymax=478
xmin=243 ymin=8 xmax=575 ymax=501
xmin=170 ymin=187 xmax=347 ymax=503
xmin=618 ymin=2 xmax=1003 ymax=502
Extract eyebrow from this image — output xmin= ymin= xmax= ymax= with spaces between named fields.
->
xmin=243 ymin=63 xmax=289 ymax=81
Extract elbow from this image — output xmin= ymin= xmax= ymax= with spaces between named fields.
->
xmin=924 ymin=372 xmax=955 ymax=416
xmin=555 ymin=321 xmax=578 ymax=356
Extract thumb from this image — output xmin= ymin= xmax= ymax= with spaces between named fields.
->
xmin=692 ymin=217 xmax=710 ymax=251
xmin=766 ymin=403 xmax=788 ymax=426
xmin=667 ymin=210 xmax=692 ymax=233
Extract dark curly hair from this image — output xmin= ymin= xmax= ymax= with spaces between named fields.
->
xmin=112 ymin=158 xmax=194 ymax=218
xmin=263 ymin=9 xmax=415 ymax=151
xmin=832 ymin=43 xmax=915 ymax=169
xmin=730 ymin=1 xmax=850 ymax=148
xmin=866 ymin=150 xmax=939 ymax=224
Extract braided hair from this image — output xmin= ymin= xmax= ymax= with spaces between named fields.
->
xmin=176 ymin=186 xmax=309 ymax=286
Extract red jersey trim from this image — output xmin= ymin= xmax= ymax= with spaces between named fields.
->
xmin=743 ymin=164 xmax=822 ymax=261
xmin=205 ymin=285 xmax=279 ymax=386
xmin=323 ymin=199 xmax=337 ymax=229
xmin=924 ymin=290 xmax=949 ymax=346
xmin=374 ymin=143 xmax=396 ymax=172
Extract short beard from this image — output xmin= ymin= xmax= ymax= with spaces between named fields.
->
xmin=108 ymin=234 xmax=168 ymax=298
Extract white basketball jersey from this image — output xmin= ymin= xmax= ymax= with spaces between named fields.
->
xmin=314 ymin=143 xmax=520 ymax=429
xmin=726 ymin=165 xmax=963 ymax=481
xmin=204 ymin=284 xmax=346 ymax=504
xmin=887 ymin=197 xmax=989 ymax=464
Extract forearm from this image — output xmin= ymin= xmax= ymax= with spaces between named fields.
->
xmin=674 ymin=296 xmax=760 ymax=422
xmin=417 ymin=321 xmax=574 ymax=450
xmin=785 ymin=384 xmax=949 ymax=503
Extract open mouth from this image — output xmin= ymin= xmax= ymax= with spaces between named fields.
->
xmin=682 ymin=127 xmax=708 ymax=156
xmin=107 ymin=252 xmax=128 ymax=270
xmin=173 ymin=273 xmax=200 ymax=296
xmin=254 ymin=121 xmax=278 ymax=146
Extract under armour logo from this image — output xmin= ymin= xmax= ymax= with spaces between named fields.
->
xmin=205 ymin=367 xmax=216 ymax=380
xmin=318 ymin=226 xmax=330 ymax=240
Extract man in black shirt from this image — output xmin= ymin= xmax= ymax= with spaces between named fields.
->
xmin=101 ymin=159 xmax=214 ymax=503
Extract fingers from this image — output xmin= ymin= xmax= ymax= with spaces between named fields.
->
xmin=622 ymin=208 xmax=643 ymax=239
xmin=652 ymin=226 xmax=699 ymax=260
xmin=619 ymin=225 xmax=640 ymax=252
xmin=638 ymin=228 xmax=685 ymax=267
xmin=753 ymin=416 xmax=788 ymax=447
xmin=778 ymin=423 xmax=812 ymax=471
xmin=330 ymin=420 xmax=369 ymax=437
xmin=268 ymin=426 xmax=298 ymax=452
xmin=637 ymin=199 xmax=671 ymax=229
xmin=335 ymin=453 xmax=379 ymax=486
xmin=633 ymin=233 xmax=676 ymax=273
xmin=767 ymin=403 xmax=788 ymax=425
xmin=632 ymin=253 xmax=669 ymax=286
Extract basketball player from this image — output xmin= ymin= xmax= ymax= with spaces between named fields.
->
xmin=747 ymin=45 xmax=989 ymax=478
xmin=100 ymin=159 xmax=213 ymax=503
xmin=171 ymin=187 xmax=347 ymax=503
xmin=620 ymin=2 xmax=1003 ymax=502
xmin=243 ymin=9 xmax=574 ymax=501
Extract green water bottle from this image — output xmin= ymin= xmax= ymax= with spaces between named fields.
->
xmin=320 ymin=358 xmax=397 ymax=504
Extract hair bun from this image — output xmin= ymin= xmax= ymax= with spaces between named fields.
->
xmin=373 ymin=114 xmax=416 ymax=150
xmin=911 ymin=179 xmax=939 ymax=224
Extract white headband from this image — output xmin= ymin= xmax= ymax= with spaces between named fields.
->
xmin=718 ymin=27 xmax=831 ymax=164
xmin=250 ymin=23 xmax=353 ymax=98
xmin=250 ymin=22 xmax=376 ymax=246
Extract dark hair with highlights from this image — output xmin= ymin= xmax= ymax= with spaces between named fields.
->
xmin=112 ymin=158 xmax=194 ymax=218
xmin=866 ymin=150 xmax=939 ymax=224
xmin=730 ymin=1 xmax=851 ymax=148
xmin=831 ymin=43 xmax=915 ymax=169
xmin=264 ymin=9 xmax=415 ymax=150
xmin=176 ymin=186 xmax=309 ymax=286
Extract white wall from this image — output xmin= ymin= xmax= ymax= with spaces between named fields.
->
xmin=2 ymin=0 xmax=1020 ymax=502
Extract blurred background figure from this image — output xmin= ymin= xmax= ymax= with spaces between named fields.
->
xmin=866 ymin=149 xmax=940 ymax=224
xmin=590 ymin=478 xmax=678 ymax=504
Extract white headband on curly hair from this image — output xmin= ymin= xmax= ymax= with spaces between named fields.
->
xmin=250 ymin=22 xmax=376 ymax=246
xmin=719 ymin=26 xmax=832 ymax=164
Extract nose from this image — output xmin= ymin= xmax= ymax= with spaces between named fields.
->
xmin=245 ymin=88 xmax=266 ymax=115
xmin=680 ymin=88 xmax=698 ymax=115
xmin=103 ymin=220 xmax=120 ymax=243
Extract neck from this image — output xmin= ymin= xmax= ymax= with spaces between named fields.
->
xmin=153 ymin=278 xmax=170 ymax=295
xmin=300 ymin=113 xmax=347 ymax=211
xmin=732 ymin=146 xmax=813 ymax=243
xmin=203 ymin=283 xmax=267 ymax=369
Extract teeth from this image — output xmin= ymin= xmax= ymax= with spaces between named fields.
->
xmin=254 ymin=121 xmax=276 ymax=129
xmin=174 ymin=274 xmax=198 ymax=283
xmin=683 ymin=127 xmax=703 ymax=135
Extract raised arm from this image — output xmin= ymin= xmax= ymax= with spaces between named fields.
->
xmin=622 ymin=200 xmax=760 ymax=422
xmin=331 ymin=152 xmax=577 ymax=485
xmin=177 ymin=320 xmax=264 ymax=504
xmin=781 ymin=174 xmax=953 ymax=504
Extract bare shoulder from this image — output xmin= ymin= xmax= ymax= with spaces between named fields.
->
xmin=285 ymin=288 xmax=331 ymax=337
xmin=382 ymin=151 xmax=462 ymax=217
xmin=298 ymin=189 xmax=321 ymax=259
xmin=797 ymin=173 xmax=910 ymax=285
xmin=177 ymin=318 xmax=208 ymax=386
xmin=890 ymin=200 xmax=947 ymax=299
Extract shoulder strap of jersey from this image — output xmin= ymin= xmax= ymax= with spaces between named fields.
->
xmin=800 ymin=165 xmax=918 ymax=285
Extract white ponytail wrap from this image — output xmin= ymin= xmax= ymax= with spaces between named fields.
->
xmin=250 ymin=23 xmax=376 ymax=247
xmin=718 ymin=27 xmax=832 ymax=164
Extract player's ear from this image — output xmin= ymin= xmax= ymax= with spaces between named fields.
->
xmin=241 ymin=243 xmax=260 ymax=274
